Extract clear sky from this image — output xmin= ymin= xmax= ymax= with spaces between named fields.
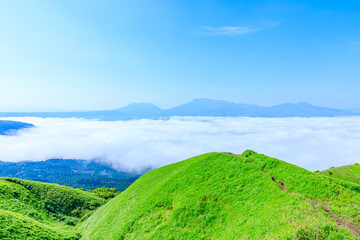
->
xmin=0 ymin=0 xmax=359 ymax=111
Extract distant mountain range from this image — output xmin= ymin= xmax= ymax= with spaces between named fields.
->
xmin=0 ymin=159 xmax=141 ymax=191
xmin=0 ymin=120 xmax=34 ymax=135
xmin=0 ymin=99 xmax=358 ymax=120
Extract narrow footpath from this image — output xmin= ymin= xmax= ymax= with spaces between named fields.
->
xmin=221 ymin=152 xmax=360 ymax=237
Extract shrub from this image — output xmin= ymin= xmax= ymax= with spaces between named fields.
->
xmin=92 ymin=187 xmax=120 ymax=200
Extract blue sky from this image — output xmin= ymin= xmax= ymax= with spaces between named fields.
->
xmin=0 ymin=0 xmax=359 ymax=111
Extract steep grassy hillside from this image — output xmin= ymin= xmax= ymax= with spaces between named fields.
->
xmin=0 ymin=177 xmax=104 ymax=240
xmin=320 ymin=164 xmax=360 ymax=186
xmin=80 ymin=151 xmax=360 ymax=239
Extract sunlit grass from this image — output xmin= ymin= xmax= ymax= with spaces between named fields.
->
xmin=80 ymin=151 xmax=358 ymax=239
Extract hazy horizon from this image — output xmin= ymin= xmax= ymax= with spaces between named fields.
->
xmin=0 ymin=98 xmax=358 ymax=113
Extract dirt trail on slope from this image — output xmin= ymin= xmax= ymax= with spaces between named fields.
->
xmin=322 ymin=206 xmax=360 ymax=236
xmin=221 ymin=152 xmax=360 ymax=237
xmin=222 ymin=152 xmax=289 ymax=193
xmin=258 ymin=167 xmax=289 ymax=193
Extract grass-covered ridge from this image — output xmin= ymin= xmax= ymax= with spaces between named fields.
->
xmin=320 ymin=164 xmax=360 ymax=186
xmin=0 ymin=177 xmax=105 ymax=240
xmin=80 ymin=151 xmax=360 ymax=239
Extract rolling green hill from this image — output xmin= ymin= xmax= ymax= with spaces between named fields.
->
xmin=0 ymin=177 xmax=105 ymax=240
xmin=320 ymin=164 xmax=360 ymax=186
xmin=3 ymin=152 xmax=360 ymax=239
xmin=80 ymin=151 xmax=360 ymax=240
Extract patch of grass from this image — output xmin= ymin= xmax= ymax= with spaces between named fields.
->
xmin=0 ymin=209 xmax=79 ymax=240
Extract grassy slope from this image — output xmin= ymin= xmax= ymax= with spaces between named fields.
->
xmin=0 ymin=177 xmax=104 ymax=240
xmin=320 ymin=164 xmax=360 ymax=186
xmin=246 ymin=151 xmax=360 ymax=229
xmin=80 ymin=151 xmax=360 ymax=240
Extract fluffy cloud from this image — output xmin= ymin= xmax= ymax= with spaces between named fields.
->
xmin=1 ymin=117 xmax=360 ymax=172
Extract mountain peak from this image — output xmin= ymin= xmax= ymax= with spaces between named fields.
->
xmin=274 ymin=102 xmax=313 ymax=107
xmin=114 ymin=103 xmax=162 ymax=117
xmin=294 ymin=102 xmax=312 ymax=106
xmin=189 ymin=98 xmax=230 ymax=104
xmin=121 ymin=102 xmax=161 ymax=110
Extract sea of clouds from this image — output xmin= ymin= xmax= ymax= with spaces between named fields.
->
xmin=1 ymin=117 xmax=360 ymax=172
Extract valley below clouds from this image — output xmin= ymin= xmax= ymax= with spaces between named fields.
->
xmin=1 ymin=117 xmax=360 ymax=172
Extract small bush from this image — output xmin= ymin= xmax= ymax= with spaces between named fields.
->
xmin=92 ymin=187 xmax=120 ymax=200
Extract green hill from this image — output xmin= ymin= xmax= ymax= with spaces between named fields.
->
xmin=80 ymin=151 xmax=360 ymax=239
xmin=319 ymin=164 xmax=360 ymax=186
xmin=0 ymin=177 xmax=105 ymax=240
xmin=3 ymin=152 xmax=360 ymax=239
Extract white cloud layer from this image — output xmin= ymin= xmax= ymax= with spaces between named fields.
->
xmin=1 ymin=117 xmax=360 ymax=172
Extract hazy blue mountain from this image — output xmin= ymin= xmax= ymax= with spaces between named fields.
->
xmin=163 ymin=99 xmax=356 ymax=117
xmin=0 ymin=159 xmax=141 ymax=191
xmin=0 ymin=104 xmax=161 ymax=120
xmin=261 ymin=102 xmax=355 ymax=117
xmin=0 ymin=99 xmax=357 ymax=120
xmin=114 ymin=103 xmax=163 ymax=118
xmin=163 ymin=98 xmax=262 ymax=117
xmin=0 ymin=120 xmax=34 ymax=135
